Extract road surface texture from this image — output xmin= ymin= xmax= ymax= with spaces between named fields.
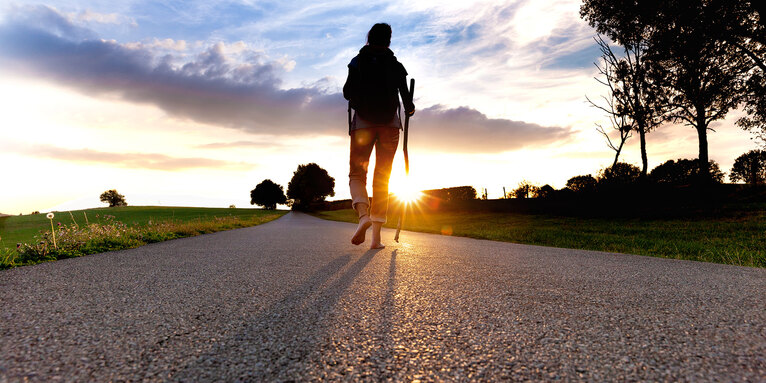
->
xmin=1 ymin=212 xmax=764 ymax=381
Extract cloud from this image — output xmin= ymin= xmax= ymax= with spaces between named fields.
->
xmin=67 ymin=9 xmax=137 ymax=27
xmin=125 ymin=38 xmax=188 ymax=51
xmin=3 ymin=4 xmax=96 ymax=40
xmin=387 ymin=0 xmax=597 ymax=125
xmin=0 ymin=5 xmax=572 ymax=153
xmin=7 ymin=143 xmax=252 ymax=171
xmin=414 ymin=105 xmax=570 ymax=152
xmin=196 ymin=140 xmax=284 ymax=149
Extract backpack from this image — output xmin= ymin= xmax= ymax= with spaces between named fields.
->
xmin=349 ymin=50 xmax=402 ymax=124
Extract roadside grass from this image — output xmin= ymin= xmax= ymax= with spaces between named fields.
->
xmin=0 ymin=206 xmax=286 ymax=269
xmin=313 ymin=209 xmax=766 ymax=268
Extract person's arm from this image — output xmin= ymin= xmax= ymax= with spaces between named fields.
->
xmin=343 ymin=70 xmax=354 ymax=101
xmin=343 ymin=58 xmax=359 ymax=102
xmin=399 ymin=76 xmax=415 ymax=116
xmin=397 ymin=64 xmax=415 ymax=116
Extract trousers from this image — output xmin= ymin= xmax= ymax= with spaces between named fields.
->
xmin=349 ymin=126 xmax=400 ymax=223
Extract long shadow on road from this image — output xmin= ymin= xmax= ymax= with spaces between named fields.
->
xmin=172 ymin=247 xmax=385 ymax=381
xmin=368 ymin=249 xmax=398 ymax=379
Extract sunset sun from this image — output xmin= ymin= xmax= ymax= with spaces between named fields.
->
xmin=392 ymin=183 xmax=423 ymax=204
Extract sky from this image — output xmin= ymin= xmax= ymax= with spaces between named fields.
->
xmin=0 ymin=0 xmax=758 ymax=215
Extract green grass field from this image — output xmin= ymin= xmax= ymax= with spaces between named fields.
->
xmin=314 ymin=208 xmax=766 ymax=267
xmin=0 ymin=206 xmax=286 ymax=250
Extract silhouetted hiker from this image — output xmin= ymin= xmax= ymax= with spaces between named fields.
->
xmin=343 ymin=23 xmax=415 ymax=249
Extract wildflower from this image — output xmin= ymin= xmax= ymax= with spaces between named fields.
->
xmin=46 ymin=212 xmax=58 ymax=249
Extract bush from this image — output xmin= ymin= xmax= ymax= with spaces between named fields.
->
xmin=513 ymin=181 xmax=537 ymax=199
xmin=422 ymin=186 xmax=477 ymax=202
xmin=650 ymin=158 xmax=725 ymax=185
xmin=534 ymin=184 xmax=555 ymax=198
xmin=566 ymin=174 xmax=597 ymax=193
xmin=597 ymin=162 xmax=641 ymax=188
xmin=730 ymin=150 xmax=766 ymax=184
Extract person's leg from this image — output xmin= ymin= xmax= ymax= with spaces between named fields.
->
xmin=349 ymin=128 xmax=375 ymax=245
xmin=370 ymin=222 xmax=384 ymax=249
xmin=369 ymin=127 xmax=400 ymax=249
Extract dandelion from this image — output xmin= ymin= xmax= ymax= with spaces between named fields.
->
xmin=46 ymin=212 xmax=57 ymax=249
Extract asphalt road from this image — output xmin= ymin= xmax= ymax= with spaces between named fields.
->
xmin=1 ymin=212 xmax=764 ymax=382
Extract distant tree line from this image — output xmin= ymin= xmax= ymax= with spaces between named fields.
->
xmin=581 ymin=0 xmax=765 ymax=182
xmin=245 ymin=150 xmax=764 ymax=211
xmin=489 ymin=150 xmax=764 ymax=201
xmin=422 ymin=186 xmax=477 ymax=202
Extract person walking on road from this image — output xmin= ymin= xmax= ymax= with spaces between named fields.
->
xmin=343 ymin=23 xmax=415 ymax=249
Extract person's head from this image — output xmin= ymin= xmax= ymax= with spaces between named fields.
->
xmin=366 ymin=23 xmax=391 ymax=47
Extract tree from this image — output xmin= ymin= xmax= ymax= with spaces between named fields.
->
xmin=513 ymin=181 xmax=537 ymax=199
xmin=581 ymin=0 xmax=754 ymax=182
xmin=730 ymin=150 xmax=766 ymax=184
xmin=581 ymin=1 xmax=669 ymax=176
xmin=740 ymin=73 xmax=766 ymax=147
xmin=286 ymin=163 xmax=335 ymax=210
xmin=250 ymin=179 xmax=287 ymax=209
xmin=566 ymin=174 xmax=598 ymax=193
xmin=648 ymin=1 xmax=752 ymax=182
xmin=588 ymin=35 xmax=633 ymax=167
xmin=534 ymin=184 xmax=555 ymax=198
xmin=707 ymin=1 xmax=765 ymax=147
xmin=586 ymin=34 xmax=665 ymax=173
xmin=597 ymin=162 xmax=641 ymax=188
xmin=650 ymin=158 xmax=725 ymax=185
xmin=100 ymin=189 xmax=127 ymax=207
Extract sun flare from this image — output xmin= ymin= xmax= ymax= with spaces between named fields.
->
xmin=392 ymin=183 xmax=423 ymax=204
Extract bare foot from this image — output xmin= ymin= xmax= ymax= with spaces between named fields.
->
xmin=351 ymin=215 xmax=372 ymax=245
xmin=370 ymin=242 xmax=385 ymax=249
xmin=369 ymin=221 xmax=384 ymax=249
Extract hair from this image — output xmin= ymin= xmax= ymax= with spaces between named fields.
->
xmin=366 ymin=23 xmax=392 ymax=47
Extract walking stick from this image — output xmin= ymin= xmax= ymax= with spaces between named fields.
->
xmin=348 ymin=102 xmax=352 ymax=135
xmin=394 ymin=78 xmax=415 ymax=242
